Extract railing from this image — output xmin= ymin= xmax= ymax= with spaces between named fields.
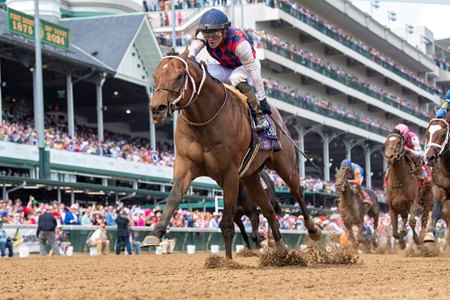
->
xmin=4 ymin=224 xmax=329 ymax=253
xmin=260 ymin=37 xmax=431 ymax=122
xmin=278 ymin=1 xmax=441 ymax=96
xmin=265 ymin=88 xmax=390 ymax=136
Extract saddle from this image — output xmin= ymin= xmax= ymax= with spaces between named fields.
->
xmin=223 ymin=84 xmax=281 ymax=176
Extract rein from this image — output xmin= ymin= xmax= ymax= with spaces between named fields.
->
xmin=425 ymin=118 xmax=450 ymax=158
xmin=180 ymin=84 xmax=229 ymax=127
xmin=153 ymin=55 xmax=207 ymax=111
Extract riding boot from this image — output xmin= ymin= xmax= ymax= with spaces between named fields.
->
xmin=236 ymin=82 xmax=269 ymax=132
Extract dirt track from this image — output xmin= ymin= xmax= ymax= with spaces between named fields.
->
xmin=1 ymin=250 xmax=450 ymax=300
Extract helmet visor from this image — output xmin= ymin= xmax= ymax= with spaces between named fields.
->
xmin=202 ymin=31 xmax=223 ymax=40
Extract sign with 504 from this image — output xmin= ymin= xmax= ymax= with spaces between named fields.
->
xmin=6 ymin=7 xmax=70 ymax=50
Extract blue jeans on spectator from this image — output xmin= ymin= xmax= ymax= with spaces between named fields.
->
xmin=132 ymin=241 xmax=141 ymax=255
xmin=116 ymin=233 xmax=132 ymax=255
xmin=0 ymin=240 xmax=14 ymax=257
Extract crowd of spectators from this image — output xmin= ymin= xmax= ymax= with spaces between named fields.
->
xmin=245 ymin=28 xmax=435 ymax=121
xmin=2 ymin=195 xmax=445 ymax=253
xmin=277 ymin=0 xmax=442 ymax=96
xmin=263 ymin=78 xmax=392 ymax=135
xmin=0 ymin=109 xmax=176 ymax=167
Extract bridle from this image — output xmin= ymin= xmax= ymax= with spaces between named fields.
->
xmin=425 ymin=118 xmax=450 ymax=158
xmin=385 ymin=133 xmax=406 ymax=162
xmin=153 ymin=55 xmax=207 ymax=111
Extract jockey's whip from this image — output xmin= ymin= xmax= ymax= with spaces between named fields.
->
xmin=269 ymin=116 xmax=320 ymax=170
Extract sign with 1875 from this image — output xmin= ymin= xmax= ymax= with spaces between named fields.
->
xmin=6 ymin=7 xmax=70 ymax=50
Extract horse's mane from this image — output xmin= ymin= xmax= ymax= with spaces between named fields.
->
xmin=163 ymin=50 xmax=224 ymax=86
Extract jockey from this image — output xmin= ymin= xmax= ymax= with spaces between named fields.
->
xmin=187 ymin=8 xmax=271 ymax=131
xmin=434 ymin=90 xmax=450 ymax=118
xmin=392 ymin=123 xmax=424 ymax=179
xmin=340 ymin=159 xmax=369 ymax=205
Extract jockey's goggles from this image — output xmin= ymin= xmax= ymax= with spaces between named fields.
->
xmin=202 ymin=31 xmax=223 ymax=40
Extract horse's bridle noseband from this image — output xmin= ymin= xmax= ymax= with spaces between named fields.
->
xmin=385 ymin=133 xmax=405 ymax=162
xmin=153 ymin=55 xmax=207 ymax=112
xmin=425 ymin=118 xmax=450 ymax=158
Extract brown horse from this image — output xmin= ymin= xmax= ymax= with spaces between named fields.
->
xmin=424 ymin=117 xmax=450 ymax=245
xmin=146 ymin=50 xmax=321 ymax=258
xmin=384 ymin=132 xmax=433 ymax=249
xmin=334 ymin=168 xmax=379 ymax=250
xmin=235 ymin=170 xmax=281 ymax=249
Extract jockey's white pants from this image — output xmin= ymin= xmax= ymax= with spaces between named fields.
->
xmin=206 ymin=59 xmax=262 ymax=87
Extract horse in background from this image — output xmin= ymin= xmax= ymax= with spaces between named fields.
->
xmin=146 ymin=50 xmax=321 ymax=259
xmin=424 ymin=117 xmax=450 ymax=246
xmin=385 ymin=132 xmax=433 ymax=249
xmin=235 ymin=170 xmax=281 ymax=249
xmin=335 ymin=168 xmax=379 ymax=250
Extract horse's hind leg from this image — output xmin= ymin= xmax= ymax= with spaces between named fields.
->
xmin=241 ymin=174 xmax=285 ymax=252
xmin=234 ymin=212 xmax=251 ymax=249
xmin=268 ymin=160 xmax=322 ymax=241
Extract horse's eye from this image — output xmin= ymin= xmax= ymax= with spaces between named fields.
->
xmin=177 ymin=74 xmax=184 ymax=81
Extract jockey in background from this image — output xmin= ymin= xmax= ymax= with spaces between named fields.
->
xmin=340 ymin=159 xmax=370 ymax=206
xmin=187 ymin=8 xmax=271 ymax=131
xmin=392 ymin=123 xmax=424 ymax=180
xmin=434 ymin=90 xmax=450 ymax=118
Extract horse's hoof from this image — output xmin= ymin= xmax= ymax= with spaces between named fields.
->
xmin=304 ymin=217 xmax=315 ymax=230
xmin=308 ymin=226 xmax=322 ymax=241
xmin=140 ymin=235 xmax=161 ymax=247
xmin=423 ymin=232 xmax=435 ymax=243
xmin=399 ymin=240 xmax=406 ymax=250
xmin=274 ymin=240 xmax=288 ymax=253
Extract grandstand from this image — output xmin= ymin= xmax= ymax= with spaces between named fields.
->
xmin=0 ymin=0 xmax=447 ymax=212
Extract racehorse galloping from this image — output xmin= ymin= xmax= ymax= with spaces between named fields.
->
xmin=235 ymin=170 xmax=281 ymax=249
xmin=335 ymin=168 xmax=379 ymax=250
xmin=384 ymin=133 xmax=423 ymax=249
xmin=147 ymin=50 xmax=321 ymax=258
xmin=424 ymin=117 xmax=450 ymax=245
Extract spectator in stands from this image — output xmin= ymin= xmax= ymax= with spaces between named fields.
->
xmin=37 ymin=207 xmax=60 ymax=256
xmin=115 ymin=210 xmax=132 ymax=255
xmin=64 ymin=204 xmax=80 ymax=225
xmin=105 ymin=205 xmax=117 ymax=226
xmin=0 ymin=219 xmax=14 ymax=257
xmin=89 ymin=223 xmax=110 ymax=255
xmin=188 ymin=8 xmax=271 ymax=131
xmin=209 ymin=211 xmax=221 ymax=228
xmin=81 ymin=208 xmax=93 ymax=225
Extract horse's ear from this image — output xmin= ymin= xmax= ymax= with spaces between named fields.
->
xmin=181 ymin=47 xmax=189 ymax=59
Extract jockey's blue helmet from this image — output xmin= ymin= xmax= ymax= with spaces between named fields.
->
xmin=340 ymin=159 xmax=352 ymax=169
xmin=198 ymin=8 xmax=231 ymax=32
xmin=446 ymin=90 xmax=450 ymax=100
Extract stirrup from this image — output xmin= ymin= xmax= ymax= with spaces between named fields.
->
xmin=255 ymin=116 xmax=269 ymax=132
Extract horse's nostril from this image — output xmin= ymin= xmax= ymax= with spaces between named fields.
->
xmin=157 ymin=105 xmax=168 ymax=113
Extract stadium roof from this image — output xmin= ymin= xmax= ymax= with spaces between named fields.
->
xmin=0 ymin=9 xmax=113 ymax=74
xmin=61 ymin=13 xmax=162 ymax=86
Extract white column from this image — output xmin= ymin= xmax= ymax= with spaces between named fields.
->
xmin=0 ymin=59 xmax=2 ymax=126
xmin=96 ymin=75 xmax=106 ymax=142
xmin=66 ymin=74 xmax=75 ymax=138
xmin=364 ymin=146 xmax=372 ymax=189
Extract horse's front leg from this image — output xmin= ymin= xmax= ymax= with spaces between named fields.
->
xmin=408 ymin=200 xmax=421 ymax=245
xmin=233 ymin=212 xmax=251 ymax=249
xmin=390 ymin=210 xmax=400 ymax=239
xmin=142 ymin=162 xmax=196 ymax=246
xmin=220 ymin=175 xmax=240 ymax=259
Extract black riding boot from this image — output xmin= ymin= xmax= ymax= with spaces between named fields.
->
xmin=236 ymin=82 xmax=268 ymax=132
